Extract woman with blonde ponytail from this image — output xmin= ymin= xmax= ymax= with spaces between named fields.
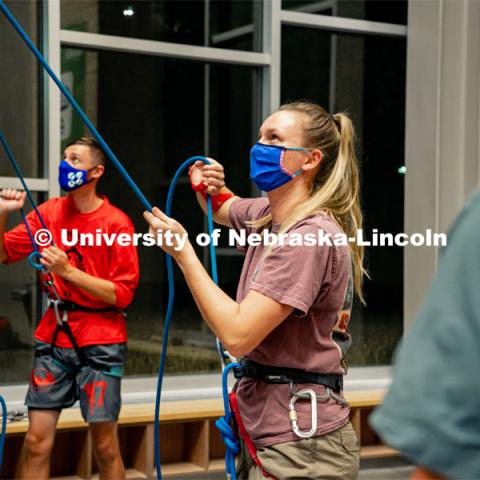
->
xmin=144 ymin=100 xmax=364 ymax=479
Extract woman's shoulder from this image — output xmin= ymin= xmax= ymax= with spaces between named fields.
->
xmin=291 ymin=210 xmax=345 ymax=236
xmin=230 ymin=196 xmax=270 ymax=221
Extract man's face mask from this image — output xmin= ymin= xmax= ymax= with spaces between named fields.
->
xmin=249 ymin=142 xmax=308 ymax=192
xmin=58 ymin=159 xmax=96 ymax=192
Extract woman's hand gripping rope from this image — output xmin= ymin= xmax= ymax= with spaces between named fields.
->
xmin=188 ymin=158 xmax=226 ymax=196
xmin=143 ymin=207 xmax=194 ymax=260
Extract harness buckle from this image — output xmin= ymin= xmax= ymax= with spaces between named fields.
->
xmin=288 ymin=387 xmax=317 ymax=439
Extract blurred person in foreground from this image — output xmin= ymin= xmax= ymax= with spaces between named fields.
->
xmin=370 ymin=191 xmax=480 ymax=479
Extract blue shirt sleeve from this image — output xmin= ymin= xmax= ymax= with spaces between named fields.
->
xmin=370 ymin=190 xmax=480 ymax=479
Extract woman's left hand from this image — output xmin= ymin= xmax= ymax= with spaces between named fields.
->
xmin=143 ymin=207 xmax=193 ymax=260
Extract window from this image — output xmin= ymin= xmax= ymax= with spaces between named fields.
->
xmin=0 ymin=0 xmax=42 ymax=177
xmin=61 ymin=0 xmax=262 ymax=52
xmin=282 ymin=26 xmax=406 ymax=366
xmin=0 ymin=0 xmax=44 ymax=383
xmin=282 ymin=0 xmax=408 ymax=25
xmin=0 ymin=194 xmax=45 ymax=383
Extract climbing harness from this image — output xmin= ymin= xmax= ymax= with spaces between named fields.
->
xmin=234 ymin=358 xmax=348 ymax=445
xmin=234 ymin=358 xmax=344 ymax=391
xmin=227 ymin=389 xmax=277 ymax=479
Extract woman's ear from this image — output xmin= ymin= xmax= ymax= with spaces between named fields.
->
xmin=304 ymin=149 xmax=323 ymax=171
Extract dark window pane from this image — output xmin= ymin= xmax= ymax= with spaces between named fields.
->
xmin=61 ymin=47 xmax=258 ymax=376
xmin=282 ymin=0 xmax=408 ymax=25
xmin=0 ymin=0 xmax=42 ymax=177
xmin=61 ymin=0 xmax=262 ymax=52
xmin=0 ymin=193 xmax=45 ymax=383
xmin=282 ymin=27 xmax=406 ymax=366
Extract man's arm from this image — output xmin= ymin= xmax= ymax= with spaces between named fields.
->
xmin=0 ymin=211 xmax=9 ymax=264
xmin=0 ymin=189 xmax=27 ymax=263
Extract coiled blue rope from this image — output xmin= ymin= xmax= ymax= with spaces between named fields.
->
xmin=215 ymin=362 xmax=241 ymax=479
xmin=0 ymin=395 xmax=6 ymax=474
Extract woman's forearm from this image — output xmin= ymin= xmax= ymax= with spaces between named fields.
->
xmin=196 ymin=187 xmax=238 ymax=228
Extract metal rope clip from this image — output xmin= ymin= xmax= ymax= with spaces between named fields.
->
xmin=51 ymin=298 xmax=67 ymax=326
xmin=216 ymin=338 xmax=237 ymax=371
xmin=288 ymin=387 xmax=318 ymax=439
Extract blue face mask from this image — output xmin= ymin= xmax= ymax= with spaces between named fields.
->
xmin=250 ymin=142 xmax=307 ymax=192
xmin=58 ymin=159 xmax=94 ymax=192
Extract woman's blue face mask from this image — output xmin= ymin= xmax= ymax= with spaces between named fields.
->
xmin=58 ymin=159 xmax=95 ymax=192
xmin=249 ymin=142 xmax=308 ymax=192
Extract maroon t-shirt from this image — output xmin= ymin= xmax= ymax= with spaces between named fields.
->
xmin=229 ymin=197 xmax=353 ymax=447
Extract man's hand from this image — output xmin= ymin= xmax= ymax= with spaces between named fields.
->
xmin=40 ymin=246 xmax=73 ymax=277
xmin=0 ymin=189 xmax=27 ymax=214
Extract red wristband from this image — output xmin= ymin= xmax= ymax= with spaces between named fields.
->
xmin=201 ymin=190 xmax=234 ymax=213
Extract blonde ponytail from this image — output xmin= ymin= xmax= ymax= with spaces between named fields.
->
xmin=249 ymin=102 xmax=367 ymax=304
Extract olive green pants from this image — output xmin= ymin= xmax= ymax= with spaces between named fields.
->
xmin=237 ymin=421 xmax=360 ymax=480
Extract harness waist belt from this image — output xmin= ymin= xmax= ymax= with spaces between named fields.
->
xmin=234 ymin=359 xmax=343 ymax=393
xmin=47 ymin=299 xmax=120 ymax=314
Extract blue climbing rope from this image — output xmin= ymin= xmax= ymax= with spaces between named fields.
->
xmin=215 ymin=362 xmax=241 ymax=479
xmin=155 ymin=156 xmax=224 ymax=480
xmin=0 ymin=394 xmax=6 ymax=474
xmin=0 ymin=130 xmax=52 ymax=269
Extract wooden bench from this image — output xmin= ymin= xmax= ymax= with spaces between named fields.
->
xmin=1 ymin=389 xmax=396 ymax=479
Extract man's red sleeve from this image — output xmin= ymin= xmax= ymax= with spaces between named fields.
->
xmin=108 ymin=222 xmax=140 ymax=309
xmin=2 ymin=207 xmax=44 ymax=264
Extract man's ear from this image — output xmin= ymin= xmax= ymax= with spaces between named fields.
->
xmin=91 ymin=164 xmax=105 ymax=179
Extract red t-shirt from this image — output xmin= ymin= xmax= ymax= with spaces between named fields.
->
xmin=2 ymin=195 xmax=140 ymax=347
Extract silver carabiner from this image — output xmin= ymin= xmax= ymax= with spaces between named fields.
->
xmin=51 ymin=298 xmax=67 ymax=326
xmin=289 ymin=388 xmax=318 ymax=439
xmin=216 ymin=337 xmax=237 ymax=371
